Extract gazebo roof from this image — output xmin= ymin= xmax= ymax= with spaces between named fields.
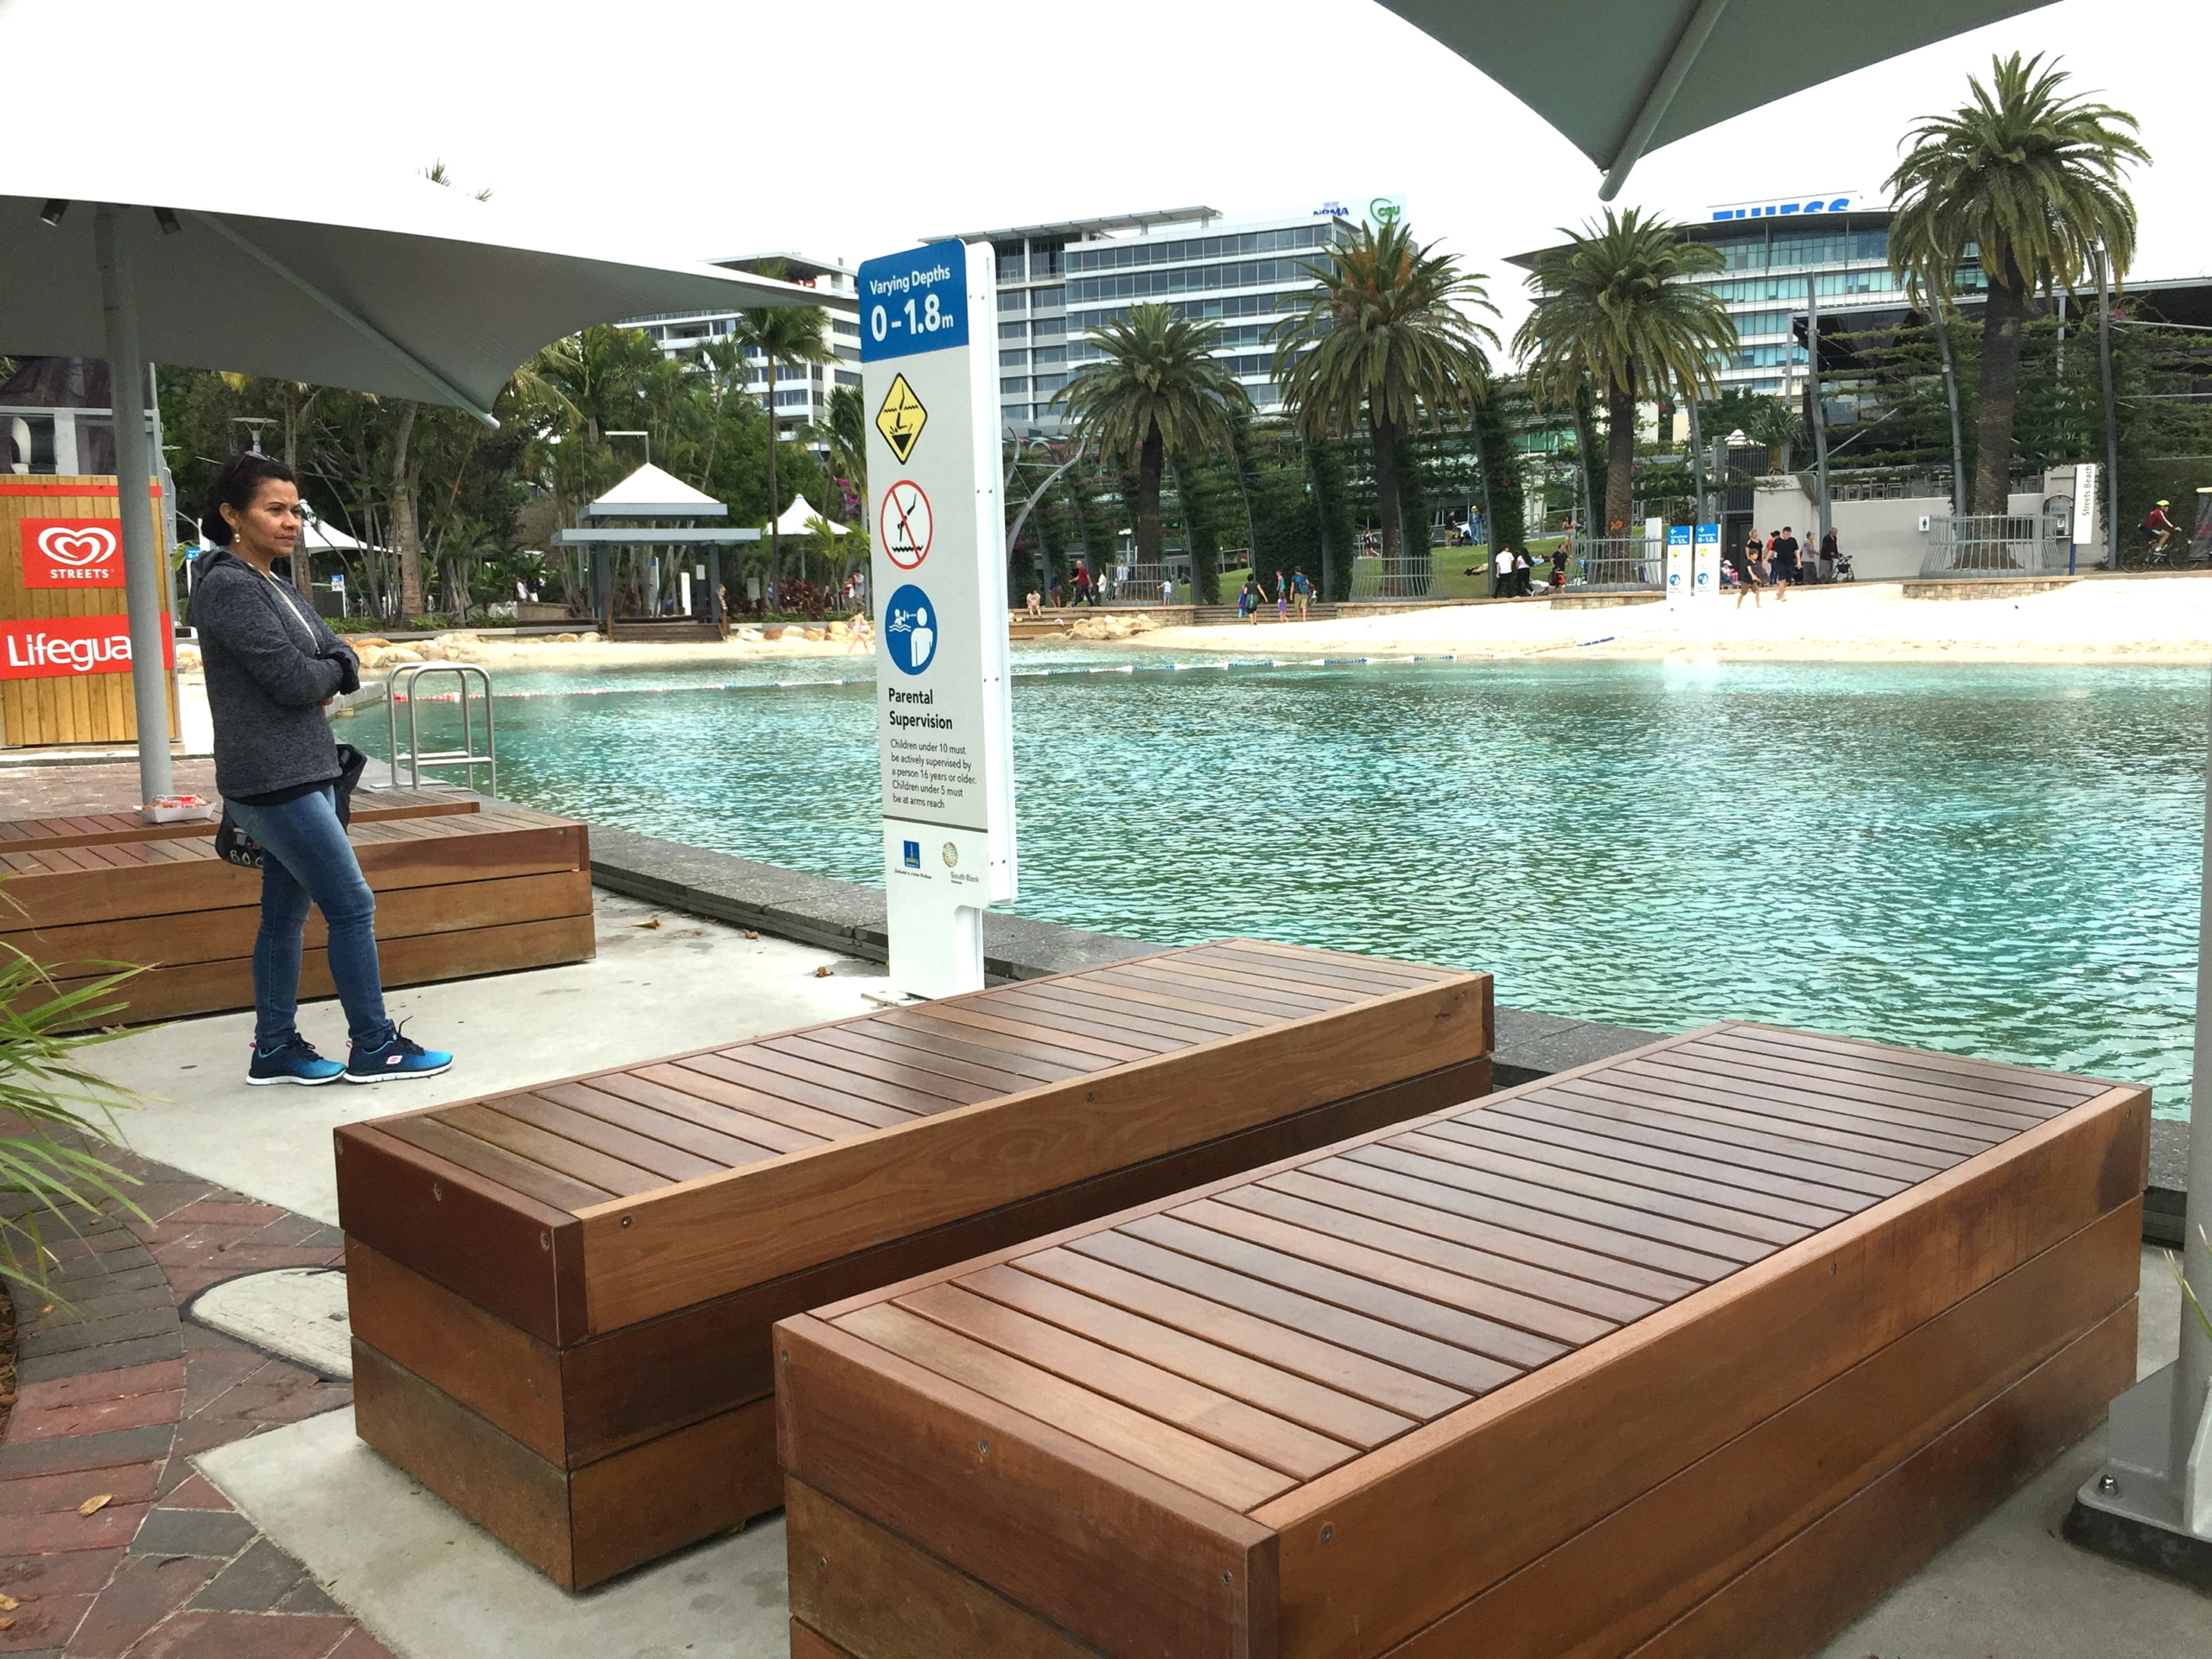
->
xmin=585 ymin=461 xmax=727 ymax=519
xmin=774 ymin=493 xmax=847 ymax=536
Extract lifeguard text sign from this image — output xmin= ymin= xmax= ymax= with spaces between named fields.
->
xmin=0 ymin=613 xmax=174 ymax=680
xmin=19 ymin=518 xmax=127 ymax=588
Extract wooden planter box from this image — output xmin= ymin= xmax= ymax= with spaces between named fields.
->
xmin=0 ymin=802 xmax=594 ymax=1026
xmin=778 ymin=1021 xmax=2147 ymax=1659
xmin=336 ymin=941 xmax=1494 ymax=1588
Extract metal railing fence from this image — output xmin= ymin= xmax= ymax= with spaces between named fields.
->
xmin=1570 ymin=534 xmax=1666 ymax=591
xmin=1922 ymin=508 xmax=2075 ymax=578
xmin=1348 ymin=551 xmax=1440 ymax=601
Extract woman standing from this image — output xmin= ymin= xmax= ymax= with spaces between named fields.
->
xmin=189 ymin=453 xmax=454 ymax=1086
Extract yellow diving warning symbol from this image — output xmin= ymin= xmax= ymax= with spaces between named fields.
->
xmin=874 ymin=374 xmax=928 ymax=465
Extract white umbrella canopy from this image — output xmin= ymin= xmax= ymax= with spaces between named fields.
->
xmin=0 ymin=173 xmax=809 ymax=423
xmin=0 ymin=163 xmax=814 ymax=805
xmin=774 ymin=493 xmax=848 ymax=537
xmin=1371 ymin=0 xmax=2056 ymax=195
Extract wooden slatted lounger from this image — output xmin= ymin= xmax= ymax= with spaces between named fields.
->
xmin=0 ymin=804 xmax=594 ymax=1027
xmin=335 ymin=940 xmax=1494 ymax=1589
xmin=777 ymin=1020 xmax=2149 ymax=1659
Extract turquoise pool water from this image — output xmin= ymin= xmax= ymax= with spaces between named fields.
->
xmin=365 ymin=647 xmax=2209 ymax=1119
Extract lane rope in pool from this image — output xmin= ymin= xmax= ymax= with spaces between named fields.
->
xmin=384 ymin=638 xmax=1624 ymax=702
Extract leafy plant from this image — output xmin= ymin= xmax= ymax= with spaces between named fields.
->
xmin=1887 ymin=52 xmax=2148 ymax=513
xmin=0 ymin=944 xmax=145 ymax=1300
xmin=1274 ymin=218 xmax=1497 ymax=563
xmin=1058 ymin=304 xmax=1249 ymax=574
xmin=2178 ymin=1228 xmax=2212 ymax=1345
xmin=1515 ymin=207 xmax=1734 ymax=536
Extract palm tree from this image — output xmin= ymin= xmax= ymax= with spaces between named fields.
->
xmin=1272 ymin=219 xmax=1496 ymax=563
xmin=732 ymin=296 xmax=832 ymax=578
xmin=1738 ymin=395 xmax=1807 ymax=476
xmin=1054 ymin=304 xmax=1248 ymax=580
xmin=1887 ymin=52 xmax=2146 ymax=515
xmin=1515 ymin=208 xmax=1735 ymax=539
xmin=811 ymin=384 xmax=869 ymax=524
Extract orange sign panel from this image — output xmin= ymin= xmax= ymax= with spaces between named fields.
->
xmin=20 ymin=518 xmax=127 ymax=588
xmin=0 ymin=613 xmax=174 ymax=680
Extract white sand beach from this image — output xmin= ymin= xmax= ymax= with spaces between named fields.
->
xmin=1136 ymin=576 xmax=2212 ymax=665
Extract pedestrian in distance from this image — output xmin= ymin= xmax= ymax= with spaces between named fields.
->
xmin=1274 ymin=569 xmax=1289 ymax=622
xmin=1238 ymin=576 xmax=1261 ymax=625
xmin=1025 ymin=589 xmax=1042 ymax=617
xmin=1513 ymin=546 xmax=1535 ymax=598
xmin=1550 ymin=545 xmax=1570 ymax=591
xmin=1493 ymin=543 xmax=1514 ymax=598
xmin=1770 ymin=526 xmax=1798 ymax=602
xmin=1728 ymin=535 xmax=1763 ymax=609
xmin=188 ymin=453 xmax=453 ymax=1087
xmin=1820 ymin=529 xmax=1840 ymax=584
xmin=1292 ymin=567 xmax=1313 ymax=621
xmin=1160 ymin=577 xmax=1174 ymax=605
xmin=1048 ymin=575 xmax=1064 ymax=608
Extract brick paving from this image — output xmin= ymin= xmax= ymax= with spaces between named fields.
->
xmin=0 ymin=1153 xmax=393 ymax=1658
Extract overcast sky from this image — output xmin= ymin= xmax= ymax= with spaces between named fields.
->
xmin=9 ymin=0 xmax=2209 ymax=349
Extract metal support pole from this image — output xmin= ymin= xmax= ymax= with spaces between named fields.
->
xmin=2098 ymin=248 xmax=2122 ymax=570
xmin=2181 ymin=692 xmax=2212 ymax=1467
xmin=94 ymin=205 xmax=175 ymax=810
xmin=1929 ymin=288 xmax=1968 ymax=520
xmin=1806 ymin=277 xmax=1833 ymax=550
xmin=1687 ymin=393 xmax=1707 ymax=531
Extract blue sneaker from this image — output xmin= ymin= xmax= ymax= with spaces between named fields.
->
xmin=345 ymin=1025 xmax=454 ymax=1084
xmin=246 ymin=1033 xmax=345 ymax=1087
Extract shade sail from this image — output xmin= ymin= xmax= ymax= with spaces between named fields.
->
xmin=588 ymin=462 xmax=727 ymax=518
xmin=0 ymin=174 xmax=810 ymax=422
xmin=1371 ymin=0 xmax=2056 ymax=194
xmin=775 ymin=493 xmax=848 ymax=536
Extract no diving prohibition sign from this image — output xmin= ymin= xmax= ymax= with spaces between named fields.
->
xmin=880 ymin=480 xmax=933 ymax=570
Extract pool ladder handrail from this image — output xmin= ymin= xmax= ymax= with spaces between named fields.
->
xmin=385 ymin=661 xmax=496 ymax=796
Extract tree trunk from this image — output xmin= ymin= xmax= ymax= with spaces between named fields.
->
xmin=391 ymin=402 xmax=423 ymax=619
xmin=1370 ymin=416 xmax=1401 ymax=561
xmin=1972 ymin=267 xmax=2029 ymax=517
xmin=1604 ymin=381 xmax=1637 ymax=537
xmin=766 ymin=364 xmax=782 ymax=589
xmin=1135 ymin=423 xmax=1165 ymax=569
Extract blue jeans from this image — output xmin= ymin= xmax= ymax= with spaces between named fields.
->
xmin=226 ymin=785 xmax=391 ymax=1050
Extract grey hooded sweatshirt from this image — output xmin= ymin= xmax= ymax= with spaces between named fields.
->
xmin=186 ymin=547 xmax=359 ymax=799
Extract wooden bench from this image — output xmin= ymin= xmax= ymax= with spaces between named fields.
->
xmin=0 ymin=803 xmax=594 ymax=1027
xmin=777 ymin=1020 xmax=2148 ymax=1659
xmin=335 ymin=940 xmax=1494 ymax=1588
xmin=0 ymin=786 xmax=480 ymax=854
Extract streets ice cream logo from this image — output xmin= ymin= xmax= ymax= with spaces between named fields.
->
xmin=21 ymin=519 xmax=126 ymax=588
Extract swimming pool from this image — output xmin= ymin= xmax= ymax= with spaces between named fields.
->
xmin=366 ymin=646 xmax=2208 ymax=1120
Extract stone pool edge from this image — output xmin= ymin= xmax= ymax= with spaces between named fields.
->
xmin=584 ymin=821 xmax=2187 ymax=1247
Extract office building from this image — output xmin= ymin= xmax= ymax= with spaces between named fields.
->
xmin=931 ymin=204 xmax=1363 ymax=435
xmin=621 ymin=253 xmax=863 ymax=435
xmin=1510 ymin=191 xmax=1960 ymax=404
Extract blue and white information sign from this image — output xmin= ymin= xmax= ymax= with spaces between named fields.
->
xmin=1693 ymin=522 xmax=1721 ymax=599
xmin=1665 ymin=525 xmax=1692 ymax=607
xmin=860 ymin=239 xmax=1016 ymax=996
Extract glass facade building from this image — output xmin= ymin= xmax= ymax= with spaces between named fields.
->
xmin=936 ymin=206 xmax=1359 ymax=434
xmin=1511 ymin=194 xmax=1983 ymax=401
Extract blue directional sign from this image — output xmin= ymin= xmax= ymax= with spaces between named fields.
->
xmin=858 ymin=243 xmax=972 ymax=363
xmin=1667 ymin=525 xmax=1692 ymax=550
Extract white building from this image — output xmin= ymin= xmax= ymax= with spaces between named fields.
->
xmin=620 ymin=253 xmax=863 ymax=436
xmin=930 ymin=204 xmax=1366 ymax=435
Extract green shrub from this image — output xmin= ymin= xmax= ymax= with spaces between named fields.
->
xmin=0 ymin=946 xmax=145 ymax=1300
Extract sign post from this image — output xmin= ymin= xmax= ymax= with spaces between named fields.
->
xmin=1664 ymin=524 xmax=1691 ymax=607
xmin=858 ymin=240 xmax=1017 ymax=998
xmin=1693 ymin=522 xmax=1720 ymax=599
